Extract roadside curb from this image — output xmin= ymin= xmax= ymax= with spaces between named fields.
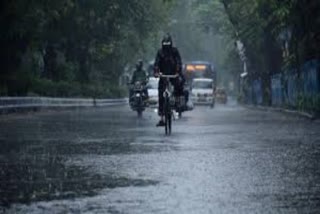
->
xmin=244 ymin=105 xmax=317 ymax=120
xmin=0 ymin=97 xmax=128 ymax=115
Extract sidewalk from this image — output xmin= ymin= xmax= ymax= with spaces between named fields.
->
xmin=0 ymin=97 xmax=128 ymax=115
xmin=245 ymin=104 xmax=317 ymax=120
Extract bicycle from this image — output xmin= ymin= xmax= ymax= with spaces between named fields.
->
xmin=159 ymin=73 xmax=179 ymax=135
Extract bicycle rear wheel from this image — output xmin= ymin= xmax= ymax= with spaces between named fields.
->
xmin=168 ymin=109 xmax=172 ymax=135
xmin=177 ymin=96 xmax=183 ymax=119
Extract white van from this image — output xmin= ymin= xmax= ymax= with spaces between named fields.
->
xmin=191 ymin=78 xmax=215 ymax=107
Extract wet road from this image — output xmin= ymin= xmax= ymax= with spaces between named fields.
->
xmin=0 ymin=102 xmax=320 ymax=213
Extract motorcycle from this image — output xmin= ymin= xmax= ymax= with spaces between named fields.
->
xmin=129 ymin=81 xmax=148 ymax=117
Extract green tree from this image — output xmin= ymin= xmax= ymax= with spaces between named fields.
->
xmin=0 ymin=0 xmax=173 ymax=97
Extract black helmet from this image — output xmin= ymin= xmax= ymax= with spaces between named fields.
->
xmin=162 ymin=33 xmax=172 ymax=48
xmin=136 ymin=59 xmax=143 ymax=70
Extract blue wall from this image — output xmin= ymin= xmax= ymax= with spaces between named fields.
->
xmin=271 ymin=74 xmax=282 ymax=106
xmin=253 ymin=79 xmax=263 ymax=105
xmin=247 ymin=59 xmax=319 ymax=107
xmin=286 ymin=71 xmax=298 ymax=106
xmin=302 ymin=60 xmax=319 ymax=96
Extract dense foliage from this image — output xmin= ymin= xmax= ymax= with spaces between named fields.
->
xmin=0 ymin=0 xmax=171 ymax=97
xmin=1 ymin=0 xmax=319 ymax=105
xmin=193 ymin=0 xmax=320 ymax=104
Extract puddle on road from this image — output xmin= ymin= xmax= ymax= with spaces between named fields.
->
xmin=45 ymin=140 xmax=176 ymax=155
xmin=0 ymin=153 xmax=159 ymax=208
xmin=0 ymin=136 xmax=178 ymax=156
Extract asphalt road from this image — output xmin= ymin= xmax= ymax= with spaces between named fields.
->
xmin=0 ymin=102 xmax=320 ymax=213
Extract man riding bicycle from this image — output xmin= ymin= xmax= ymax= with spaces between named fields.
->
xmin=154 ymin=34 xmax=185 ymax=127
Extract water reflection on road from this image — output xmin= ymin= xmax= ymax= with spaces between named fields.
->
xmin=1 ymin=103 xmax=320 ymax=213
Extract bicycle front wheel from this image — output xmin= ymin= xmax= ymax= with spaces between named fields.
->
xmin=164 ymin=95 xmax=171 ymax=135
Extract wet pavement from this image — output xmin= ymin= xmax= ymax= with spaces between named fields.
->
xmin=0 ymin=102 xmax=320 ymax=213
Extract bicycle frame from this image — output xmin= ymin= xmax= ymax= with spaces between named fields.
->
xmin=161 ymin=74 xmax=179 ymax=107
xmin=159 ymin=73 xmax=178 ymax=135
xmin=160 ymin=74 xmax=178 ymax=97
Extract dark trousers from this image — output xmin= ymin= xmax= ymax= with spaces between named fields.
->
xmin=158 ymin=78 xmax=183 ymax=116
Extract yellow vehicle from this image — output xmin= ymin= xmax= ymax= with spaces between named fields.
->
xmin=216 ymin=88 xmax=228 ymax=104
xmin=183 ymin=61 xmax=216 ymax=85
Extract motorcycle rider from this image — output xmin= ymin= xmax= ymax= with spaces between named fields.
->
xmin=129 ymin=60 xmax=149 ymax=105
xmin=154 ymin=34 xmax=185 ymax=126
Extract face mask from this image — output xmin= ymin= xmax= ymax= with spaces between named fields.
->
xmin=162 ymin=45 xmax=171 ymax=52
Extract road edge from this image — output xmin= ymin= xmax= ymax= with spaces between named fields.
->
xmin=0 ymin=97 xmax=128 ymax=115
xmin=244 ymin=105 xmax=317 ymax=120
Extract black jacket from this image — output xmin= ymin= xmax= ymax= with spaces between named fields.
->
xmin=154 ymin=47 xmax=182 ymax=75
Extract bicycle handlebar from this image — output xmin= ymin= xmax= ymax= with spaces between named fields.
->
xmin=159 ymin=73 xmax=178 ymax=78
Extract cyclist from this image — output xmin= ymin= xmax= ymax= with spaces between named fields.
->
xmin=154 ymin=34 xmax=185 ymax=127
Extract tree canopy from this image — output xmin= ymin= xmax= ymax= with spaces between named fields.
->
xmin=0 ymin=0 xmax=172 ymax=97
xmin=193 ymin=0 xmax=320 ymax=103
xmin=0 ymin=0 xmax=319 ymax=100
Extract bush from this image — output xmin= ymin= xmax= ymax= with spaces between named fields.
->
xmin=30 ymin=78 xmax=82 ymax=97
xmin=81 ymin=83 xmax=127 ymax=99
xmin=237 ymin=93 xmax=244 ymax=104
xmin=0 ymin=85 xmax=8 ymax=96
xmin=55 ymin=62 xmax=77 ymax=82
xmin=29 ymin=78 xmax=127 ymax=98
xmin=297 ymin=94 xmax=320 ymax=114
